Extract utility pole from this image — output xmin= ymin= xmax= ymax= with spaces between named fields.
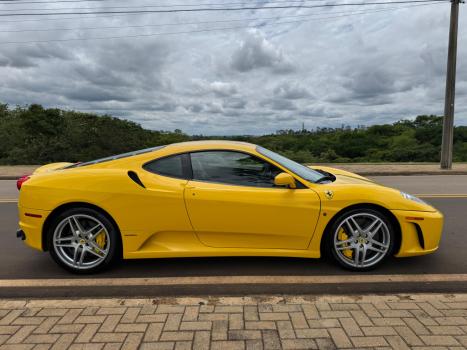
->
xmin=440 ymin=0 xmax=462 ymax=169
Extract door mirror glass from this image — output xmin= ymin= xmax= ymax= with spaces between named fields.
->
xmin=274 ymin=172 xmax=296 ymax=189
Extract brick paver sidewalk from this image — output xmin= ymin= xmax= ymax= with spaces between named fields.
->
xmin=0 ymin=294 xmax=466 ymax=350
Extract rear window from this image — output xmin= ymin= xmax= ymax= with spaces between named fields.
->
xmin=66 ymin=146 xmax=165 ymax=168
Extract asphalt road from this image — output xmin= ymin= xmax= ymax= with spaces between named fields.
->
xmin=0 ymin=180 xmax=18 ymax=199
xmin=373 ymin=175 xmax=467 ymax=195
xmin=1 ymin=175 xmax=466 ymax=297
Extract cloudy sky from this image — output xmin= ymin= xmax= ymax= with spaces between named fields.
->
xmin=0 ymin=0 xmax=465 ymax=135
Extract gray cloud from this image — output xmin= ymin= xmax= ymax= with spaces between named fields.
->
xmin=222 ymin=97 xmax=247 ymax=109
xmin=273 ymin=81 xmax=311 ymax=99
xmin=63 ymin=87 xmax=132 ymax=103
xmin=204 ymin=102 xmax=224 ymax=114
xmin=260 ymin=98 xmax=297 ymax=111
xmin=298 ymin=106 xmax=342 ymax=119
xmin=344 ymin=69 xmax=397 ymax=99
xmin=0 ymin=2 xmax=465 ymax=135
xmin=193 ymin=80 xmax=238 ymax=97
xmin=230 ymin=30 xmax=295 ymax=74
xmin=0 ymin=44 xmax=73 ymax=68
xmin=186 ymin=103 xmax=203 ymax=113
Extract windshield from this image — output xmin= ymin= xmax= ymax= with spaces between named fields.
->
xmin=257 ymin=146 xmax=324 ymax=183
xmin=66 ymin=146 xmax=165 ymax=168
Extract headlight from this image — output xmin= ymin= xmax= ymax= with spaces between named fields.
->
xmin=400 ymin=191 xmax=427 ymax=205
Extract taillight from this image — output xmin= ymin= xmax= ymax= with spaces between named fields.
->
xmin=17 ymin=175 xmax=30 ymax=190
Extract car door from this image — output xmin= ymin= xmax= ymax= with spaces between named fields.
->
xmin=184 ymin=150 xmax=321 ymax=250
xmin=132 ymin=153 xmax=194 ymax=239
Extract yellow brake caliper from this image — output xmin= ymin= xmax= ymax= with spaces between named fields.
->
xmin=338 ymin=228 xmax=353 ymax=259
xmin=94 ymin=230 xmax=106 ymax=252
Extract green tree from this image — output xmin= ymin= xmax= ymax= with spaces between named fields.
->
xmin=0 ymin=105 xmax=464 ymax=165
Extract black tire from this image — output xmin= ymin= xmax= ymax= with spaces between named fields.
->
xmin=46 ymin=207 xmax=120 ymax=274
xmin=325 ymin=208 xmax=395 ymax=272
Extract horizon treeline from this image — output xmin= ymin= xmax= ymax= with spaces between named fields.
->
xmin=0 ymin=104 xmax=466 ymax=165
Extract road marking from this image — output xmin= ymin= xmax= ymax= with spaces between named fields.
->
xmin=1 ymin=274 xmax=467 ymax=288
xmin=0 ymin=199 xmax=17 ymax=203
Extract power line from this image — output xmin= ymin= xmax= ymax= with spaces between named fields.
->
xmin=0 ymin=7 xmax=312 ymax=23
xmin=0 ymin=0 xmax=104 ymax=1
xmin=0 ymin=2 xmax=446 ymax=45
xmin=0 ymin=3 xmax=438 ymax=33
xmin=0 ymin=2 xmax=443 ymax=33
xmin=0 ymin=0 xmax=449 ymax=17
xmin=0 ymin=0 xmax=444 ymax=23
xmin=0 ymin=0 xmax=328 ymax=9
xmin=0 ymin=0 xmax=313 ymax=2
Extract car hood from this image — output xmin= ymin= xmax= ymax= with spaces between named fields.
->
xmin=308 ymin=165 xmax=438 ymax=212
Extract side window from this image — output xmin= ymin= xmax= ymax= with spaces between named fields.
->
xmin=144 ymin=154 xmax=185 ymax=179
xmin=190 ymin=151 xmax=282 ymax=188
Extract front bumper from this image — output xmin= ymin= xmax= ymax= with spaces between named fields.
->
xmin=392 ymin=209 xmax=444 ymax=257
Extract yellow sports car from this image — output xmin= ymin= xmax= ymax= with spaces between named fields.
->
xmin=17 ymin=141 xmax=443 ymax=273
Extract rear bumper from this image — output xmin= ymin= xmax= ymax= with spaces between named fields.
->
xmin=392 ymin=209 xmax=444 ymax=257
xmin=18 ymin=206 xmax=50 ymax=251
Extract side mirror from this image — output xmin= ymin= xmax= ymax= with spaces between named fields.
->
xmin=274 ymin=172 xmax=296 ymax=189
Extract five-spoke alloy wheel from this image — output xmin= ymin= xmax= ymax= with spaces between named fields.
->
xmin=327 ymin=208 xmax=395 ymax=271
xmin=47 ymin=207 xmax=119 ymax=273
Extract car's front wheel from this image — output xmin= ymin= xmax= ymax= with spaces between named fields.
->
xmin=46 ymin=207 xmax=119 ymax=274
xmin=327 ymin=208 xmax=395 ymax=271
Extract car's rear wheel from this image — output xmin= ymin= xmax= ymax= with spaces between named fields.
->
xmin=46 ymin=207 xmax=119 ymax=274
xmin=327 ymin=208 xmax=395 ymax=271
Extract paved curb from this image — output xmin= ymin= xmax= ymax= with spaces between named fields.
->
xmin=2 ymin=274 xmax=467 ymax=298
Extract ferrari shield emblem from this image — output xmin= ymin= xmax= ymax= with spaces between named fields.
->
xmin=325 ymin=190 xmax=334 ymax=200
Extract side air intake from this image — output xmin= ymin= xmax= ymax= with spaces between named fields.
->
xmin=128 ymin=171 xmax=146 ymax=189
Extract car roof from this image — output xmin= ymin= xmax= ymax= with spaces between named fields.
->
xmin=164 ymin=140 xmax=257 ymax=152
xmin=65 ymin=140 xmax=258 ymax=169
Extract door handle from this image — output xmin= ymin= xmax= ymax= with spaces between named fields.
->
xmin=185 ymin=185 xmax=197 ymax=196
